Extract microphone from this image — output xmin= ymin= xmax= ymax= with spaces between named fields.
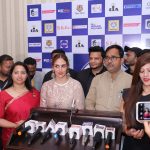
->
xmin=40 ymin=127 xmax=52 ymax=144
xmin=54 ymin=128 xmax=63 ymax=140
xmin=93 ymin=124 xmax=105 ymax=149
xmin=28 ymin=126 xmax=42 ymax=145
xmin=105 ymin=127 xmax=115 ymax=149
xmin=93 ymin=132 xmax=102 ymax=149
xmin=17 ymin=126 xmax=31 ymax=136
xmin=70 ymin=132 xmax=77 ymax=145
xmin=82 ymin=122 xmax=93 ymax=146
xmin=24 ymin=120 xmax=38 ymax=134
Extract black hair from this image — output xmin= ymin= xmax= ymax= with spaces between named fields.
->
xmin=24 ymin=57 xmax=36 ymax=66
xmin=89 ymin=46 xmax=105 ymax=58
xmin=106 ymin=45 xmax=124 ymax=58
xmin=51 ymin=49 xmax=65 ymax=57
xmin=4 ymin=61 xmax=32 ymax=91
xmin=0 ymin=54 xmax=13 ymax=64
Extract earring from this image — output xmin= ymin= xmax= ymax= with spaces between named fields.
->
xmin=51 ymin=70 xmax=55 ymax=79
xmin=66 ymin=69 xmax=70 ymax=77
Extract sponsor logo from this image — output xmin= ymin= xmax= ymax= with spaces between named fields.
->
xmin=123 ymin=22 xmax=140 ymax=27
xmin=75 ymin=40 xmax=84 ymax=47
xmin=146 ymin=2 xmax=150 ymax=9
xmin=60 ymin=40 xmax=68 ymax=48
xmin=42 ymin=10 xmax=56 ymax=14
xmin=76 ymin=5 xmax=83 ymax=12
xmin=44 ymin=23 xmax=54 ymax=33
xmin=105 ymin=41 xmax=119 ymax=47
xmin=145 ymin=19 xmax=150 ymax=29
xmin=109 ymin=3 xmax=119 ymax=11
xmin=30 ymin=8 xmax=39 ymax=17
xmin=72 ymin=25 xmax=87 ymax=29
xmin=58 ymin=9 xmax=70 ymax=13
xmin=91 ymin=4 xmax=102 ymax=13
xmin=81 ymin=62 xmax=90 ymax=70
xmin=108 ymin=20 xmax=119 ymax=31
xmin=57 ymin=25 xmax=72 ymax=30
xmin=43 ymin=59 xmax=50 ymax=63
xmin=124 ymin=4 xmax=141 ymax=9
xmin=29 ymin=43 xmax=41 ymax=47
xmin=30 ymin=26 xmax=38 ymax=32
xmin=35 ymin=59 xmax=41 ymax=63
xmin=46 ymin=40 xmax=52 ymax=47
xmin=91 ymin=39 xmax=101 ymax=46
xmin=91 ymin=23 xmax=102 ymax=29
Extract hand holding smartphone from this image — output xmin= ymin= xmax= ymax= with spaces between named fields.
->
xmin=136 ymin=102 xmax=150 ymax=122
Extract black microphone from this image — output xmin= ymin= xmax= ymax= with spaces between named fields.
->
xmin=70 ymin=132 xmax=77 ymax=145
xmin=105 ymin=132 xmax=112 ymax=149
xmin=93 ymin=132 xmax=102 ymax=149
xmin=54 ymin=128 xmax=63 ymax=139
xmin=17 ymin=126 xmax=31 ymax=136
xmin=83 ymin=128 xmax=90 ymax=145
xmin=28 ymin=126 xmax=42 ymax=145
xmin=40 ymin=128 xmax=52 ymax=144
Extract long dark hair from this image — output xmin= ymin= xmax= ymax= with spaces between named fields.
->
xmin=124 ymin=52 xmax=150 ymax=127
xmin=4 ymin=61 xmax=32 ymax=91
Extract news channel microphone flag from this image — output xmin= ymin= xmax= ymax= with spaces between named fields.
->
xmin=27 ymin=0 xmax=150 ymax=72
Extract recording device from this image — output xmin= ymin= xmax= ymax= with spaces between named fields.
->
xmin=28 ymin=121 xmax=47 ymax=145
xmin=17 ymin=126 xmax=31 ymax=136
xmin=93 ymin=124 xmax=105 ymax=149
xmin=105 ymin=127 xmax=115 ymax=150
xmin=69 ymin=125 xmax=82 ymax=145
xmin=82 ymin=122 xmax=93 ymax=146
xmin=40 ymin=128 xmax=52 ymax=144
xmin=136 ymin=102 xmax=150 ymax=122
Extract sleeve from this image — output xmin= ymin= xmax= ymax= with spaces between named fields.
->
xmin=40 ymin=83 xmax=48 ymax=107
xmin=74 ymin=81 xmax=85 ymax=110
xmin=85 ymin=77 xmax=97 ymax=110
xmin=0 ymin=92 xmax=5 ymax=118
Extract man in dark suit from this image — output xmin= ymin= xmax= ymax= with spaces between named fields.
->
xmin=77 ymin=46 xmax=106 ymax=97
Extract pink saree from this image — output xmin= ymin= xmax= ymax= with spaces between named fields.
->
xmin=0 ymin=89 xmax=40 ymax=148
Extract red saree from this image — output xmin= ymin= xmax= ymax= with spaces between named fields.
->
xmin=0 ymin=89 xmax=40 ymax=148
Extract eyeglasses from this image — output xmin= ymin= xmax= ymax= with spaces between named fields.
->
xmin=54 ymin=64 xmax=67 ymax=69
xmin=104 ymin=56 xmax=121 ymax=62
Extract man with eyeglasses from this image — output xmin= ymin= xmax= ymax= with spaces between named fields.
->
xmin=86 ymin=45 xmax=132 ymax=112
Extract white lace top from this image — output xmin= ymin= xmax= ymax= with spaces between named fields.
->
xmin=40 ymin=77 xmax=85 ymax=110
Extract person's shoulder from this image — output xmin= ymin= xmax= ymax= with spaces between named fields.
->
xmin=44 ymin=70 xmax=52 ymax=76
xmin=78 ymin=68 xmax=91 ymax=76
xmin=69 ymin=77 xmax=81 ymax=85
xmin=42 ymin=79 xmax=54 ymax=87
xmin=95 ymin=71 xmax=108 ymax=79
xmin=121 ymin=71 xmax=132 ymax=79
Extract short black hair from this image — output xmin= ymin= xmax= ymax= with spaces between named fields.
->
xmin=0 ymin=54 xmax=13 ymax=64
xmin=24 ymin=57 xmax=36 ymax=66
xmin=89 ymin=46 xmax=105 ymax=58
xmin=106 ymin=45 xmax=124 ymax=58
xmin=51 ymin=49 xmax=65 ymax=57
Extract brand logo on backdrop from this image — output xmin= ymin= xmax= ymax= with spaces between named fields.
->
xmin=75 ymin=40 xmax=84 ymax=47
xmin=60 ymin=40 xmax=68 ymax=48
xmin=44 ymin=23 xmax=54 ymax=33
xmin=72 ymin=25 xmax=87 ymax=29
xmin=43 ymin=59 xmax=50 ymax=63
xmin=31 ymin=26 xmax=38 ymax=32
xmin=58 ymin=9 xmax=70 ymax=13
xmin=146 ymin=2 xmax=150 ymax=9
xmin=108 ymin=20 xmax=119 ymax=31
xmin=91 ymin=4 xmax=102 ymax=13
xmin=42 ymin=10 xmax=56 ymax=14
xmin=109 ymin=3 xmax=118 ymax=11
xmin=82 ymin=62 xmax=90 ymax=70
xmin=91 ymin=39 xmax=101 ymax=46
xmin=105 ymin=41 xmax=119 ymax=47
xmin=123 ymin=22 xmax=140 ymax=27
xmin=124 ymin=4 xmax=141 ymax=9
xmin=57 ymin=25 xmax=72 ymax=30
xmin=46 ymin=40 xmax=52 ymax=46
xmin=146 ymin=39 xmax=150 ymax=47
xmin=35 ymin=59 xmax=41 ymax=63
xmin=30 ymin=8 xmax=39 ymax=17
xmin=76 ymin=5 xmax=83 ymax=12
xmin=145 ymin=19 xmax=150 ymax=29
xmin=29 ymin=43 xmax=41 ymax=47
xmin=91 ymin=23 xmax=102 ymax=29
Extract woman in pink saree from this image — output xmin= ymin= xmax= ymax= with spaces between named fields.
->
xmin=0 ymin=61 xmax=40 ymax=149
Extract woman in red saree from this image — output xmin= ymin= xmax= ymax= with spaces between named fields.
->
xmin=0 ymin=61 xmax=40 ymax=149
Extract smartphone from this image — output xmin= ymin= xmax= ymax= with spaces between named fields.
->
xmin=136 ymin=102 xmax=150 ymax=122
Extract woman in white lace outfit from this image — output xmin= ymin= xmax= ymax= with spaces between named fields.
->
xmin=40 ymin=53 xmax=85 ymax=110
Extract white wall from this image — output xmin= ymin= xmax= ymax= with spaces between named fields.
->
xmin=0 ymin=0 xmax=74 ymax=61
